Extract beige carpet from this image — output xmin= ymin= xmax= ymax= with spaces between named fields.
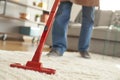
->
xmin=0 ymin=50 xmax=120 ymax=80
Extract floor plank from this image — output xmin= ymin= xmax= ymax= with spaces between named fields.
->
xmin=0 ymin=40 xmax=50 ymax=52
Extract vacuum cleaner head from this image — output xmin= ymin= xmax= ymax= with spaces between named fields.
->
xmin=10 ymin=61 xmax=55 ymax=74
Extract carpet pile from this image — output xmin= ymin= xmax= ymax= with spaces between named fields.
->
xmin=0 ymin=50 xmax=120 ymax=80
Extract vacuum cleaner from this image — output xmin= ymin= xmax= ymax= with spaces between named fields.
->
xmin=10 ymin=0 xmax=60 ymax=74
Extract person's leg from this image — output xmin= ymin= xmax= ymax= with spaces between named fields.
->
xmin=47 ymin=1 xmax=72 ymax=56
xmin=78 ymin=6 xmax=95 ymax=58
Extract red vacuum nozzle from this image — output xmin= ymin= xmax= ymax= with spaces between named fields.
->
xmin=10 ymin=61 xmax=55 ymax=74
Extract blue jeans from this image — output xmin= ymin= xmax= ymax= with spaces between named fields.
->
xmin=52 ymin=2 xmax=95 ymax=55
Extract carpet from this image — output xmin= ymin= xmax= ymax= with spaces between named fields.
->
xmin=0 ymin=50 xmax=120 ymax=80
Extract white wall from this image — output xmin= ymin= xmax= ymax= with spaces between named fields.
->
xmin=100 ymin=0 xmax=120 ymax=11
xmin=70 ymin=4 xmax=82 ymax=22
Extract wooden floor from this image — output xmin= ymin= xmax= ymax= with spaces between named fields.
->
xmin=0 ymin=40 xmax=50 ymax=52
